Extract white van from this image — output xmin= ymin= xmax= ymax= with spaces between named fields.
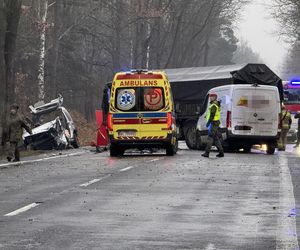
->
xmin=196 ymin=84 xmax=281 ymax=154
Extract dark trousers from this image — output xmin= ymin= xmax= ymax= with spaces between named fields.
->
xmin=205 ymin=121 xmax=224 ymax=154
xmin=296 ymin=129 xmax=300 ymax=146
xmin=6 ymin=141 xmax=20 ymax=161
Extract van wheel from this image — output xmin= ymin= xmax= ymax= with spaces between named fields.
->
xmin=110 ymin=144 xmax=124 ymax=157
xmin=184 ymin=122 xmax=197 ymax=150
xmin=166 ymin=141 xmax=178 ymax=156
xmin=243 ymin=146 xmax=252 ymax=153
xmin=266 ymin=144 xmax=276 ymax=155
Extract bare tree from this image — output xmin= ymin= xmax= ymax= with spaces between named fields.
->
xmin=0 ymin=0 xmax=22 ymax=145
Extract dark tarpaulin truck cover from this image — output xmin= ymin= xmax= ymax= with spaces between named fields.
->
xmin=164 ymin=63 xmax=283 ymax=103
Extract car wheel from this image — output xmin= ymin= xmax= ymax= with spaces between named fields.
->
xmin=72 ymin=133 xmax=80 ymax=148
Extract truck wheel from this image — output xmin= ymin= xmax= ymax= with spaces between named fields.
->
xmin=110 ymin=144 xmax=124 ymax=157
xmin=166 ymin=141 xmax=178 ymax=156
xmin=195 ymin=131 xmax=205 ymax=150
xmin=184 ymin=123 xmax=197 ymax=150
xmin=266 ymin=144 xmax=276 ymax=155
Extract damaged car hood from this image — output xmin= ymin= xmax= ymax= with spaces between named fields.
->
xmin=23 ymin=119 xmax=58 ymax=138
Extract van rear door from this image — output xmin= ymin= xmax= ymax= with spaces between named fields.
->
xmin=232 ymin=86 xmax=279 ymax=137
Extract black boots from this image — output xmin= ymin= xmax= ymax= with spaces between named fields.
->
xmin=7 ymin=157 xmax=12 ymax=162
xmin=201 ymin=152 xmax=224 ymax=158
xmin=201 ymin=153 xmax=209 ymax=158
xmin=216 ymin=152 xmax=224 ymax=158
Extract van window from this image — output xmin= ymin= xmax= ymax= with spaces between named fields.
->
xmin=116 ymin=88 xmax=137 ymax=111
xmin=115 ymin=87 xmax=165 ymax=112
xmin=143 ymin=87 xmax=164 ymax=111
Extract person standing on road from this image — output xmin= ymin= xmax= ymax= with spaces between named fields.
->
xmin=278 ymin=105 xmax=292 ymax=151
xmin=202 ymin=93 xmax=224 ymax=158
xmin=294 ymin=111 xmax=300 ymax=148
xmin=5 ymin=104 xmax=32 ymax=162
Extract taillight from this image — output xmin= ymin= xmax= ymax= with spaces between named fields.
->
xmin=278 ymin=113 xmax=282 ymax=129
xmin=167 ymin=112 xmax=172 ymax=129
xmin=107 ymin=113 xmax=113 ymax=131
xmin=226 ymin=111 xmax=232 ymax=128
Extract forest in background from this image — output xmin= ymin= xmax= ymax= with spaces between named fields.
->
xmin=1 ymin=0 xmax=268 ymax=144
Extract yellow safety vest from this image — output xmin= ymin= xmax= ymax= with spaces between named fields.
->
xmin=206 ymin=102 xmax=221 ymax=122
xmin=281 ymin=110 xmax=291 ymax=130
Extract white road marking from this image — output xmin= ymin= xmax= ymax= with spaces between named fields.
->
xmin=4 ymin=203 xmax=40 ymax=217
xmin=150 ymin=158 xmax=160 ymax=162
xmin=276 ymin=155 xmax=299 ymax=249
xmin=120 ymin=166 xmax=133 ymax=172
xmin=0 ymin=151 xmax=84 ymax=168
xmin=80 ymin=178 xmax=102 ymax=187
xmin=205 ymin=243 xmax=216 ymax=250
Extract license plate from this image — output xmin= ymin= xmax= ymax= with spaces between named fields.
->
xmin=118 ymin=131 xmax=136 ymax=137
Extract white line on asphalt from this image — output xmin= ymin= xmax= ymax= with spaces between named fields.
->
xmin=276 ymin=155 xmax=299 ymax=249
xmin=205 ymin=243 xmax=216 ymax=250
xmin=4 ymin=203 xmax=40 ymax=217
xmin=0 ymin=151 xmax=85 ymax=168
xmin=120 ymin=166 xmax=133 ymax=172
xmin=150 ymin=158 xmax=160 ymax=162
xmin=80 ymin=178 xmax=102 ymax=187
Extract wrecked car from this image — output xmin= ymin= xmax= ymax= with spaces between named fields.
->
xmin=23 ymin=95 xmax=80 ymax=150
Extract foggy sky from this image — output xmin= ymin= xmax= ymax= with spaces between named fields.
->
xmin=234 ymin=0 xmax=289 ymax=75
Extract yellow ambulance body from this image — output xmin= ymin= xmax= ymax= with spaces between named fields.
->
xmin=108 ymin=70 xmax=177 ymax=156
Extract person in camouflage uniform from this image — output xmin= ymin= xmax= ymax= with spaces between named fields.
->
xmin=278 ymin=105 xmax=292 ymax=151
xmin=294 ymin=111 xmax=300 ymax=148
xmin=6 ymin=104 xmax=32 ymax=162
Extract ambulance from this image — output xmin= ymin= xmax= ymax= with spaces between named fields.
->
xmin=196 ymin=84 xmax=281 ymax=154
xmin=108 ymin=70 xmax=178 ymax=156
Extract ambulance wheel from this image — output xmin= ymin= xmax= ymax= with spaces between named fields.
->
xmin=184 ymin=123 xmax=197 ymax=150
xmin=166 ymin=141 xmax=177 ymax=156
xmin=266 ymin=144 xmax=276 ymax=155
xmin=110 ymin=144 xmax=124 ymax=157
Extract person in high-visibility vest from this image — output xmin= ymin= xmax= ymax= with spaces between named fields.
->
xmin=278 ymin=105 xmax=292 ymax=151
xmin=202 ymin=93 xmax=224 ymax=158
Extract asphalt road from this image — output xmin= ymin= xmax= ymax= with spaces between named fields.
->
xmin=0 ymin=145 xmax=300 ymax=250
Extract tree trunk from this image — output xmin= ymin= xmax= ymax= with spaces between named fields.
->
xmin=0 ymin=0 xmax=7 ymax=145
xmin=37 ymin=0 xmax=48 ymax=102
xmin=0 ymin=0 xmax=21 ymax=145
xmin=50 ymin=1 xmax=60 ymax=99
